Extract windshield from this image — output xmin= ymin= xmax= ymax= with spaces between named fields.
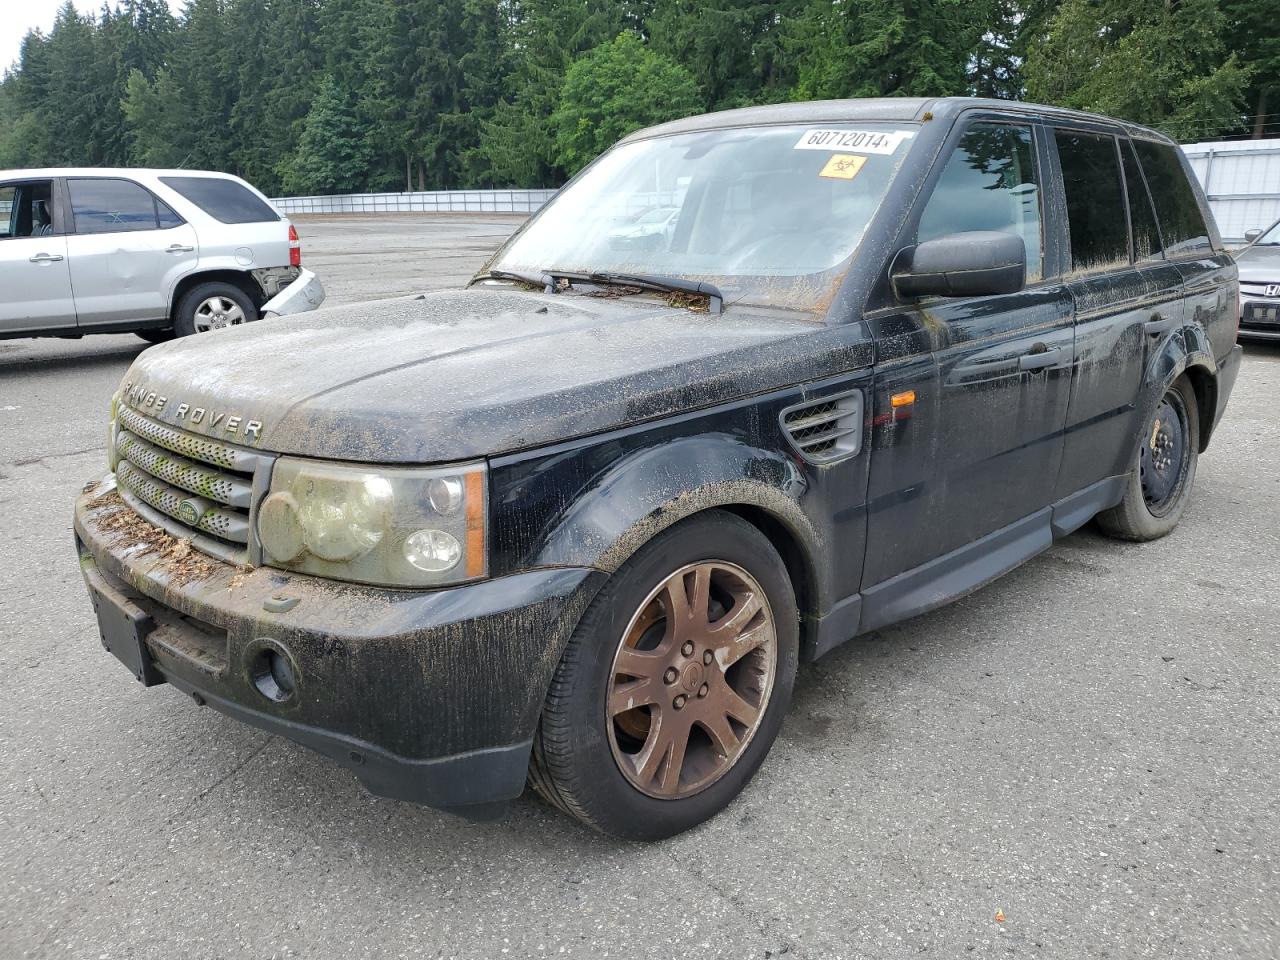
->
xmin=488 ymin=122 xmax=918 ymax=311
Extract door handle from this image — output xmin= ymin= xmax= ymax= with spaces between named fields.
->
xmin=1018 ymin=346 xmax=1068 ymax=371
xmin=1144 ymin=315 xmax=1176 ymax=336
xmin=29 ymin=253 xmax=64 ymax=263
xmin=165 ymin=244 xmax=195 ymax=254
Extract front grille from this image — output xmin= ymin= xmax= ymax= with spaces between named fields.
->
xmin=113 ymin=406 xmax=271 ymax=564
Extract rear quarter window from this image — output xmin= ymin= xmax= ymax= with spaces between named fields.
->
xmin=159 ymin=176 xmax=280 ymax=224
xmin=1132 ymin=139 xmax=1213 ymax=256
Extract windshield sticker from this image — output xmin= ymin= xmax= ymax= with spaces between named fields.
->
xmin=794 ymin=129 xmax=914 ymax=154
xmin=818 ymin=154 xmax=868 ymax=180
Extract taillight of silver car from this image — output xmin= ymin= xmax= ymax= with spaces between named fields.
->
xmin=289 ymin=223 xmax=301 ymax=267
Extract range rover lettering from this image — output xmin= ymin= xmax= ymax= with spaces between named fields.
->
xmin=74 ymin=98 xmax=1242 ymax=840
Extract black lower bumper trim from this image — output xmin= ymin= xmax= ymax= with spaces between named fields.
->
xmin=163 ymin=671 xmax=532 ymax=815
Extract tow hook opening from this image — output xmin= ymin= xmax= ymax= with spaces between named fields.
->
xmin=250 ymin=642 xmax=297 ymax=702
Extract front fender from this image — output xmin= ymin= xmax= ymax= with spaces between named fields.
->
xmin=536 ymin=434 xmax=821 ymax=577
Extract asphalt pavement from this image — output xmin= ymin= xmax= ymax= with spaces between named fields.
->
xmin=1 ymin=214 xmax=1277 ymax=959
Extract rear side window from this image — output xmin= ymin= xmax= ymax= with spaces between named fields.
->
xmin=1132 ymin=139 xmax=1212 ymax=256
xmin=68 ymin=178 xmax=165 ymax=234
xmin=160 ymin=176 xmax=279 ymax=224
xmin=1121 ymin=142 xmax=1162 ymax=261
xmin=917 ymin=122 xmax=1043 ymax=281
xmin=1055 ymin=130 xmax=1129 ymax=273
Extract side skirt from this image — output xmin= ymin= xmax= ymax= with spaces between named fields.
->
xmin=808 ymin=475 xmax=1127 ymax=660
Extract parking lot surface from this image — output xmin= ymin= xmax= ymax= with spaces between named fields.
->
xmin=1 ymin=215 xmax=1277 ymax=960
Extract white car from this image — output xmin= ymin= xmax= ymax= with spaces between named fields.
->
xmin=0 ymin=168 xmax=324 ymax=341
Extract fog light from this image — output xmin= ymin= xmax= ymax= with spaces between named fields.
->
xmin=403 ymin=528 xmax=461 ymax=572
xmin=250 ymin=645 xmax=297 ymax=702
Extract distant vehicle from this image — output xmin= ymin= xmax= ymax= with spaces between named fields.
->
xmin=1236 ymin=217 xmax=1280 ymax=341
xmin=0 ymin=168 xmax=324 ymax=341
xmin=76 ymin=97 xmax=1240 ymax=840
xmin=607 ymin=205 xmax=680 ymax=250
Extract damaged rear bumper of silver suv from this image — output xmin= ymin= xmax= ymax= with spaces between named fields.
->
xmin=260 ymin=268 xmax=325 ymax=317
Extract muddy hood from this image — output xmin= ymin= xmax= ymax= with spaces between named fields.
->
xmin=121 ymin=288 xmax=872 ymax=463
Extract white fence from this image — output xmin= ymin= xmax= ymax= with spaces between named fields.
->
xmin=1183 ymin=139 xmax=1280 ymax=242
xmin=270 ymin=188 xmax=559 ymax=216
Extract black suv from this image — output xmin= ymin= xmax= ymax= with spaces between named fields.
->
xmin=75 ymin=98 xmax=1241 ymax=840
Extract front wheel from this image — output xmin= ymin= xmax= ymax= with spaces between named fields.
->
xmin=1096 ymin=377 xmax=1199 ymax=541
xmin=528 ymin=511 xmax=798 ymax=840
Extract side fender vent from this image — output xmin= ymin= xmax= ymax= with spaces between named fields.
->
xmin=780 ymin=390 xmax=864 ymax=464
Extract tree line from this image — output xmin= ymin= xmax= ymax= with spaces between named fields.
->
xmin=1 ymin=0 xmax=1276 ymax=196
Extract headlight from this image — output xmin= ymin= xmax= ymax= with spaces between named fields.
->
xmin=257 ymin=458 xmax=487 ymax=588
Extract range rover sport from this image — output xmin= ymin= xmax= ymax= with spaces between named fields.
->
xmin=74 ymin=98 xmax=1241 ymax=840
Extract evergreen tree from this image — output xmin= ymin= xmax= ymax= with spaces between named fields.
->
xmin=1024 ymin=0 xmax=1249 ymax=141
xmin=278 ymin=74 xmax=373 ymax=192
xmin=788 ymin=0 xmax=995 ymax=100
xmin=1221 ymin=0 xmax=1280 ymax=138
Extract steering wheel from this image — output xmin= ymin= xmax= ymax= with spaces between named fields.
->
xmin=727 ymin=227 xmax=847 ymax=272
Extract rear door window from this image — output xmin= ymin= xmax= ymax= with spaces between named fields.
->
xmin=160 ymin=176 xmax=279 ymax=224
xmin=1132 ymin=139 xmax=1213 ymax=256
xmin=1121 ymin=141 xmax=1162 ymax=261
xmin=1054 ymin=130 xmax=1129 ymax=273
xmin=918 ymin=122 xmax=1043 ymax=281
xmin=68 ymin=178 xmax=163 ymax=235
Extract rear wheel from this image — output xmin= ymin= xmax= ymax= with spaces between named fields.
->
xmin=1096 ymin=377 xmax=1199 ymax=541
xmin=529 ymin=511 xmax=798 ymax=840
xmin=173 ymin=282 xmax=257 ymax=337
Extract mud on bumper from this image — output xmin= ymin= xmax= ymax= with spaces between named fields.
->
xmin=74 ymin=479 xmax=604 ymax=817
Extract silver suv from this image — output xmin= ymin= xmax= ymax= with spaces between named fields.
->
xmin=0 ymin=168 xmax=324 ymax=341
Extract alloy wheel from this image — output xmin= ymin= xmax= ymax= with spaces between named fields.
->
xmin=606 ymin=561 xmax=777 ymax=800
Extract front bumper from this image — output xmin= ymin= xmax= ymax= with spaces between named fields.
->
xmin=261 ymin=268 xmax=325 ymax=317
xmin=74 ymin=478 xmax=604 ymax=816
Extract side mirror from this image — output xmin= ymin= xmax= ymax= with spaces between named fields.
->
xmin=892 ymin=230 xmax=1027 ymax=299
xmin=1244 ymin=229 xmax=1262 ymax=244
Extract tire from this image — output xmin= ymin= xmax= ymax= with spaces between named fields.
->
xmin=173 ymin=282 xmax=258 ymax=337
xmin=136 ymin=328 xmax=173 ymax=344
xmin=1096 ymin=376 xmax=1199 ymax=542
xmin=529 ymin=510 xmax=799 ymax=840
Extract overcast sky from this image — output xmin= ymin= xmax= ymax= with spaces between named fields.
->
xmin=2 ymin=1 xmax=185 ymax=76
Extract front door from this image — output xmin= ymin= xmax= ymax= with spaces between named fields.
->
xmin=862 ymin=120 xmax=1074 ymax=597
xmin=0 ymin=179 xmax=77 ymax=333
xmin=64 ymin=176 xmax=198 ymax=327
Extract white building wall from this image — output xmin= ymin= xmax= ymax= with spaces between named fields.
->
xmin=1182 ymin=139 xmax=1280 ymax=242
xmin=270 ymin=188 xmax=560 ymax=216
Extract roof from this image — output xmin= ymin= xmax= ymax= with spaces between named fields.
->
xmin=622 ymin=97 xmax=1177 ymax=146
xmin=0 ymin=167 xmax=241 ymax=180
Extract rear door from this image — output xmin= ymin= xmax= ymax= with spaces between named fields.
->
xmin=1052 ymin=128 xmax=1187 ymax=500
xmin=64 ymin=176 xmax=199 ymax=327
xmin=860 ymin=118 xmax=1075 ymax=596
xmin=0 ymin=178 xmax=77 ymax=333
xmin=1131 ymin=138 xmax=1237 ymax=362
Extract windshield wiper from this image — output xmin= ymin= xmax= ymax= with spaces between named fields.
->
xmin=587 ymin=272 xmax=724 ymax=314
xmin=473 ymin=268 xmax=558 ymax=292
